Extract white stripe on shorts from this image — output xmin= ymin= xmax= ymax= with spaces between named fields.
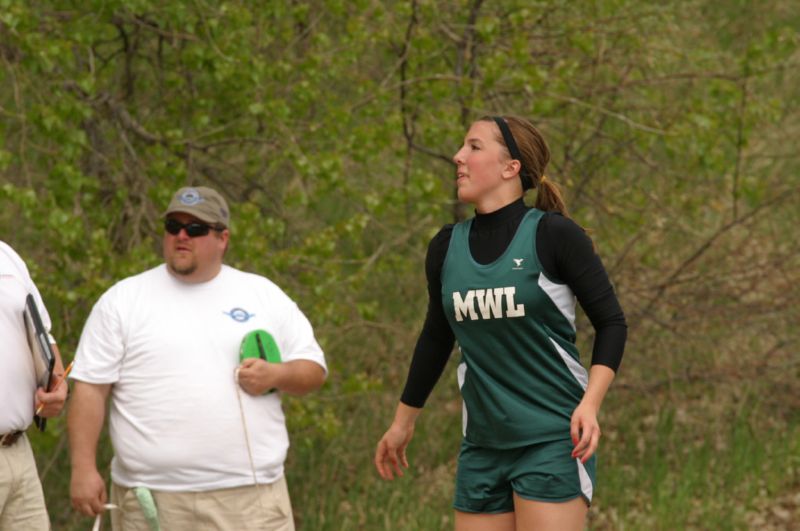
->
xmin=577 ymin=458 xmax=593 ymax=503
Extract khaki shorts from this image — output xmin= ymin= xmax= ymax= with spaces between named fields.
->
xmin=110 ymin=476 xmax=294 ymax=531
xmin=0 ymin=433 xmax=50 ymax=530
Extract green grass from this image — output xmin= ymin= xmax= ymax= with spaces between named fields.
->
xmin=575 ymin=391 xmax=799 ymax=530
xmin=285 ymin=385 xmax=799 ymax=530
xmin=36 ymin=379 xmax=799 ymax=530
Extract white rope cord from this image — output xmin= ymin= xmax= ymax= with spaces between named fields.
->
xmin=90 ymin=371 xmax=265 ymax=531
xmin=234 ymin=368 xmax=266 ymax=514
xmin=91 ymin=503 xmax=118 ymax=531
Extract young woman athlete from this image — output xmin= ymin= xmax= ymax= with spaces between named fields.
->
xmin=374 ymin=115 xmax=627 ymax=530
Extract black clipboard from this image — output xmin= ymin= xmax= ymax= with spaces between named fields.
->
xmin=23 ymin=293 xmax=56 ymax=431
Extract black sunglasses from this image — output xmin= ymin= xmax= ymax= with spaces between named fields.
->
xmin=164 ymin=218 xmax=221 ymax=238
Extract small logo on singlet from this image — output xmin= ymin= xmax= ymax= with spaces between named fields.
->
xmin=224 ymin=307 xmax=255 ymax=322
xmin=512 ymin=258 xmax=524 ymax=270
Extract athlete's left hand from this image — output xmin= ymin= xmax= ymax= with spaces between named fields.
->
xmin=570 ymin=401 xmax=601 ymax=463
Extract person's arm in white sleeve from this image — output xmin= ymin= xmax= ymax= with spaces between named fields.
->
xmin=24 ymin=261 xmax=69 ymax=417
xmin=238 ymin=358 xmax=326 ymax=396
xmin=67 ymin=288 xmax=125 ymax=516
xmin=68 ymin=381 xmax=111 ymax=517
xmin=238 ymin=295 xmax=326 ymax=396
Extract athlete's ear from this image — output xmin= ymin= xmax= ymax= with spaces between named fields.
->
xmin=501 ymin=159 xmax=522 ymax=181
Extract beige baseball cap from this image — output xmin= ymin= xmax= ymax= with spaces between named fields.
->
xmin=164 ymin=186 xmax=230 ymax=228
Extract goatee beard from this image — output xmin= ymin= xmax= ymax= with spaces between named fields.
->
xmin=168 ymin=260 xmax=197 ymax=276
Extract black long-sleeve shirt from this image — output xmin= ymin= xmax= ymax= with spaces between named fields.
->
xmin=400 ymin=198 xmax=627 ymax=408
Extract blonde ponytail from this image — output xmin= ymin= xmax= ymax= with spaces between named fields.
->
xmin=534 ymin=175 xmax=570 ymax=217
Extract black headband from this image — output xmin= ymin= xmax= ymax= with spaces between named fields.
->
xmin=492 ymin=116 xmax=534 ymax=191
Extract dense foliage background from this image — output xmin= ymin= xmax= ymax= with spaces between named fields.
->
xmin=2 ymin=1 xmax=798 ymax=529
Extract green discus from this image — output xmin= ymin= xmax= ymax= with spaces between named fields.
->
xmin=239 ymin=329 xmax=282 ymax=364
xmin=239 ymin=329 xmax=282 ymax=394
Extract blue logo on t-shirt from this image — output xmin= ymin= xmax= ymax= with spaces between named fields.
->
xmin=224 ymin=307 xmax=255 ymax=322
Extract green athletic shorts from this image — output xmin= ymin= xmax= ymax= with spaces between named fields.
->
xmin=453 ymin=438 xmax=596 ymax=514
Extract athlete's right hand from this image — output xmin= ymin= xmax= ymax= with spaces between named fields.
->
xmin=374 ymin=403 xmax=422 ymax=480
xmin=70 ymin=467 xmax=107 ymax=517
xmin=375 ymin=423 xmax=414 ymax=480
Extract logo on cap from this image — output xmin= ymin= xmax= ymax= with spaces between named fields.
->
xmin=179 ymin=188 xmax=204 ymax=206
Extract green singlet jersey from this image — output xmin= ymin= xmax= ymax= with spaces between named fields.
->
xmin=442 ymin=209 xmax=588 ymax=449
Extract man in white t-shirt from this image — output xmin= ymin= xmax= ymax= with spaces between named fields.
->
xmin=67 ymin=186 xmax=327 ymax=530
xmin=1 ymin=241 xmax=68 ymax=529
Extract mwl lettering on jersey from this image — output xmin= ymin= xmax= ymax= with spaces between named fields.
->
xmin=452 ymin=287 xmax=526 ymax=321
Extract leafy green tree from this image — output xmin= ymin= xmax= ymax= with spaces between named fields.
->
xmin=1 ymin=0 xmax=797 ymax=528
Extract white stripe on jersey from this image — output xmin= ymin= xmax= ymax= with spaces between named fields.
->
xmin=549 ymin=338 xmax=588 ymax=390
xmin=457 ymin=361 xmax=468 ymax=437
xmin=538 ymin=274 xmax=576 ymax=331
